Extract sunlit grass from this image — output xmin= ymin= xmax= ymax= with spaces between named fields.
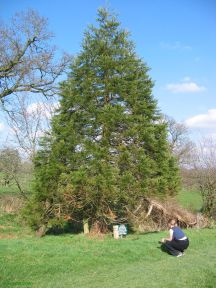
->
xmin=176 ymin=188 xmax=203 ymax=212
xmin=0 ymin=183 xmax=214 ymax=288
xmin=0 ymin=217 xmax=216 ymax=288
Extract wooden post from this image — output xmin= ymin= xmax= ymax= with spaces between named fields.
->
xmin=113 ymin=225 xmax=119 ymax=239
xmin=83 ymin=219 xmax=89 ymax=234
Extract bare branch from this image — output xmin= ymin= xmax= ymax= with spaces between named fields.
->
xmin=0 ymin=9 xmax=71 ymax=101
xmin=3 ymin=93 xmax=58 ymax=160
xmin=162 ymin=114 xmax=195 ymax=166
xmin=192 ymin=137 xmax=216 ymax=217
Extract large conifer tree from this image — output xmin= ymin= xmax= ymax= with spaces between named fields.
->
xmin=27 ymin=8 xmax=179 ymax=232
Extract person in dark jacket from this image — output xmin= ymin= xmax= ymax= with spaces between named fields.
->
xmin=160 ymin=219 xmax=189 ymax=257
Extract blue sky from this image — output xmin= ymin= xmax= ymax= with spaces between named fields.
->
xmin=0 ymin=0 xmax=216 ymax=144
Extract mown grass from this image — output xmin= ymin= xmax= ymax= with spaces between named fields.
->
xmin=0 ymin=185 xmax=214 ymax=288
xmin=176 ymin=188 xmax=203 ymax=212
xmin=0 ymin=214 xmax=216 ymax=288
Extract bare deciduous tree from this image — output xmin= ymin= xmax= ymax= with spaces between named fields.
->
xmin=5 ymin=93 xmax=57 ymax=160
xmin=192 ymin=137 xmax=216 ymax=218
xmin=0 ymin=9 xmax=71 ymax=101
xmin=163 ymin=115 xmax=195 ymax=166
xmin=0 ymin=147 xmax=20 ymax=185
xmin=0 ymin=147 xmax=29 ymax=199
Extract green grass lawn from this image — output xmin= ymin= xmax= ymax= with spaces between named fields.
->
xmin=0 ymin=185 xmax=214 ymax=288
xmin=176 ymin=189 xmax=203 ymax=212
xmin=0 ymin=214 xmax=216 ymax=288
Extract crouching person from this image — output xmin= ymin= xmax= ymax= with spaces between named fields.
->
xmin=160 ymin=219 xmax=189 ymax=257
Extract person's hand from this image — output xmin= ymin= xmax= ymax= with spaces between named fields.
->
xmin=160 ymin=238 xmax=165 ymax=243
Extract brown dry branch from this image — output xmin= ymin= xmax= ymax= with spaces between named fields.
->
xmin=126 ymin=197 xmax=208 ymax=232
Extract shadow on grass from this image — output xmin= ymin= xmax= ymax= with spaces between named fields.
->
xmin=136 ymin=231 xmax=160 ymax=236
xmin=46 ymin=221 xmax=83 ymax=235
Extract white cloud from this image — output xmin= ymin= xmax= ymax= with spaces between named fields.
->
xmin=166 ymin=81 xmax=206 ymax=93
xmin=185 ymin=109 xmax=216 ymax=128
xmin=27 ymin=102 xmax=42 ymax=114
xmin=182 ymin=76 xmax=191 ymax=82
xmin=209 ymin=133 xmax=216 ymax=141
xmin=0 ymin=122 xmax=5 ymax=131
xmin=160 ymin=41 xmax=192 ymax=50
xmin=27 ymin=101 xmax=59 ymax=119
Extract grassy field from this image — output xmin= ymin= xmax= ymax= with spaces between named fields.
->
xmin=0 ymin=213 xmax=216 ymax=288
xmin=1 ymin=184 xmax=215 ymax=288
xmin=176 ymin=189 xmax=203 ymax=212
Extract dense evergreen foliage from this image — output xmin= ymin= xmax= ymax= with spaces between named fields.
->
xmin=25 ymin=8 xmax=179 ymax=232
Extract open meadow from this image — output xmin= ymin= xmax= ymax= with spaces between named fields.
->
xmin=0 ymin=187 xmax=216 ymax=288
xmin=0 ymin=218 xmax=216 ymax=288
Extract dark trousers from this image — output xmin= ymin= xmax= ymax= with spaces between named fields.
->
xmin=162 ymin=238 xmax=189 ymax=256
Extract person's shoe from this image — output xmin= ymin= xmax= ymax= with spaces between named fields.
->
xmin=176 ymin=252 xmax=183 ymax=257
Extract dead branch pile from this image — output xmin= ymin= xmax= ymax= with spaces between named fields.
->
xmin=126 ymin=197 xmax=208 ymax=232
xmin=86 ymin=220 xmax=108 ymax=239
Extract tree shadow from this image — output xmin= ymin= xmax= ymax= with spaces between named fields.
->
xmin=137 ymin=231 xmax=160 ymax=236
xmin=46 ymin=221 xmax=83 ymax=236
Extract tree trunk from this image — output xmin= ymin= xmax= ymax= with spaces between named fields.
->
xmin=35 ymin=224 xmax=47 ymax=237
